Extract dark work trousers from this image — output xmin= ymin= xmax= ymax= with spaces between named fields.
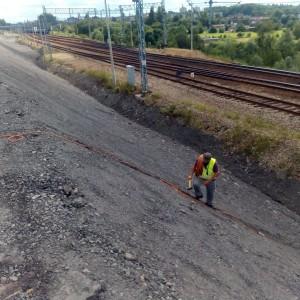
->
xmin=193 ymin=176 xmax=216 ymax=206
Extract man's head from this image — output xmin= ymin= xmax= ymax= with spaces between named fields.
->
xmin=203 ymin=152 xmax=212 ymax=164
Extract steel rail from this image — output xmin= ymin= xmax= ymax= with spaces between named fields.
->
xmin=47 ymin=34 xmax=300 ymax=81
xmin=45 ymin=35 xmax=300 ymax=91
xmin=28 ymin=35 xmax=300 ymax=116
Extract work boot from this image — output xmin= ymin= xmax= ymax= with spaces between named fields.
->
xmin=195 ymin=195 xmax=203 ymax=200
xmin=205 ymin=202 xmax=216 ymax=209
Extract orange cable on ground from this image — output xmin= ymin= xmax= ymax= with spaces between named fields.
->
xmin=0 ymin=128 xmax=295 ymax=248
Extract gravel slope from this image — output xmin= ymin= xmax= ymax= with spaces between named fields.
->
xmin=0 ymin=35 xmax=299 ymax=300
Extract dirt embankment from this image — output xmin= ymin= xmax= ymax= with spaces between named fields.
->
xmin=24 ymin=37 xmax=300 ymax=179
xmin=39 ymin=58 xmax=300 ymax=215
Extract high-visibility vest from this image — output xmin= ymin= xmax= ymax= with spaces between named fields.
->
xmin=200 ymin=158 xmax=217 ymax=180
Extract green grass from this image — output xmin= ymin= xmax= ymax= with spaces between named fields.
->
xmin=85 ymin=69 xmax=136 ymax=94
xmin=201 ymin=31 xmax=257 ymax=43
xmin=201 ymin=29 xmax=284 ymax=43
xmin=223 ymin=125 xmax=281 ymax=159
xmin=85 ymin=69 xmax=114 ymax=89
xmin=157 ymin=97 xmax=299 ymax=176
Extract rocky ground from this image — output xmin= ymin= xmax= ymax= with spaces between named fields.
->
xmin=0 ymin=35 xmax=299 ymax=300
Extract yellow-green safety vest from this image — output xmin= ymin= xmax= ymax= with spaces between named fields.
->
xmin=200 ymin=158 xmax=216 ymax=180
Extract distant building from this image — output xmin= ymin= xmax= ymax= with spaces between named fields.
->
xmin=212 ymin=24 xmax=226 ymax=31
xmin=249 ymin=16 xmax=269 ymax=25
xmin=214 ymin=12 xmax=223 ymax=18
xmin=66 ymin=17 xmax=79 ymax=24
xmin=180 ymin=6 xmax=187 ymax=14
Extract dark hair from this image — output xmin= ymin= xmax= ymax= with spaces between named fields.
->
xmin=203 ymin=152 xmax=212 ymax=160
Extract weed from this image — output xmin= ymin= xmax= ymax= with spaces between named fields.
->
xmin=116 ymin=82 xmax=135 ymax=95
xmin=224 ymin=125 xmax=281 ymax=159
xmin=151 ymin=93 xmax=161 ymax=100
xmin=86 ymin=69 xmax=113 ymax=89
xmin=224 ymin=111 xmax=240 ymax=121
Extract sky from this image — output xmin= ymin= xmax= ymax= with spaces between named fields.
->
xmin=0 ymin=0 xmax=299 ymax=23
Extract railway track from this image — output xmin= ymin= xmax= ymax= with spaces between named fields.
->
xmin=46 ymin=35 xmax=300 ymax=85
xmin=28 ymin=35 xmax=300 ymax=116
xmin=45 ymin=36 xmax=300 ymax=93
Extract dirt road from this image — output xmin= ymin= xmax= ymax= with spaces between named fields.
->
xmin=0 ymin=35 xmax=299 ymax=300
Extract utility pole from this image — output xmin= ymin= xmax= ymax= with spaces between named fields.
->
xmin=208 ymin=0 xmax=213 ymax=30
xmin=88 ymin=12 xmax=92 ymax=38
xmin=42 ymin=6 xmax=52 ymax=59
xmin=76 ymin=13 xmax=80 ymax=35
xmin=130 ymin=14 xmax=134 ymax=48
xmin=187 ymin=1 xmax=194 ymax=50
xmin=161 ymin=0 xmax=167 ymax=47
xmin=119 ymin=6 xmax=125 ymax=45
xmin=38 ymin=17 xmax=46 ymax=63
xmin=104 ymin=0 xmax=117 ymax=87
xmin=206 ymin=1 xmax=240 ymax=30
xmin=133 ymin=0 xmax=148 ymax=94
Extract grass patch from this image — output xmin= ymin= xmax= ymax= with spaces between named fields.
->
xmin=224 ymin=111 xmax=240 ymax=121
xmin=160 ymin=103 xmax=193 ymax=121
xmin=115 ymin=81 xmax=136 ymax=95
xmin=85 ymin=69 xmax=114 ymax=89
xmin=224 ymin=125 xmax=281 ymax=159
xmin=85 ymin=69 xmax=136 ymax=94
xmin=157 ymin=97 xmax=299 ymax=177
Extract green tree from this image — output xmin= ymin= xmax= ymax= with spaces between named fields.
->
xmin=256 ymin=33 xmax=282 ymax=66
xmin=274 ymin=59 xmax=287 ymax=70
xmin=292 ymin=53 xmax=300 ymax=71
xmin=0 ymin=19 xmax=6 ymax=26
xmin=176 ymin=32 xmax=189 ymax=48
xmin=256 ymin=20 xmax=276 ymax=33
xmin=248 ymin=54 xmax=264 ymax=66
xmin=285 ymin=56 xmax=293 ymax=69
xmin=193 ymin=34 xmax=204 ymax=50
xmin=156 ymin=6 xmax=164 ymax=23
xmin=277 ymin=30 xmax=296 ymax=59
xmin=92 ymin=29 xmax=103 ymax=41
xmin=146 ymin=7 xmax=155 ymax=26
xmin=145 ymin=26 xmax=155 ymax=46
xmin=236 ymin=24 xmax=246 ymax=32
xmin=272 ymin=10 xmax=283 ymax=22
xmin=38 ymin=13 xmax=57 ymax=26
xmin=293 ymin=22 xmax=300 ymax=39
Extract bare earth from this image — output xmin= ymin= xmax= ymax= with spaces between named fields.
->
xmin=0 ymin=36 xmax=299 ymax=300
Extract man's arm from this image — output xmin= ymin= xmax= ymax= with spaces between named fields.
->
xmin=188 ymin=160 xmax=198 ymax=178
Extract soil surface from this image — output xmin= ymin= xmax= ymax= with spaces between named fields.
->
xmin=45 ymin=52 xmax=300 ymax=215
xmin=0 ymin=35 xmax=299 ymax=300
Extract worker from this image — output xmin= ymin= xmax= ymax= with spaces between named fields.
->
xmin=188 ymin=152 xmax=220 ymax=208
